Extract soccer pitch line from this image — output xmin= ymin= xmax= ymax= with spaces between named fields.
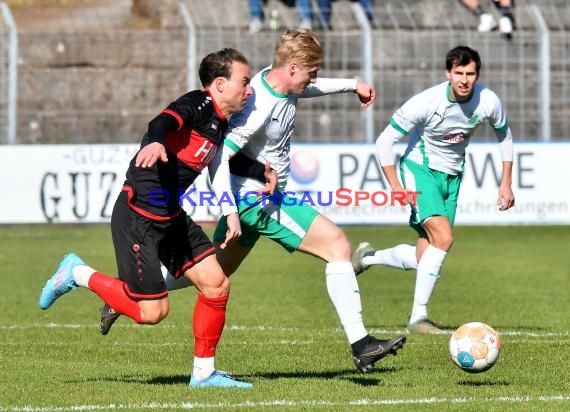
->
xmin=1 ymin=323 xmax=569 ymax=338
xmin=2 ymin=395 xmax=570 ymax=410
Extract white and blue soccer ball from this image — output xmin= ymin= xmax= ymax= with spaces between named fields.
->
xmin=449 ymin=322 xmax=501 ymax=373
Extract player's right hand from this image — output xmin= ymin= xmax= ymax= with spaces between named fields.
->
xmin=390 ymin=183 xmax=413 ymax=206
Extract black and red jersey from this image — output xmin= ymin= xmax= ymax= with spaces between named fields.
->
xmin=124 ymin=89 xmax=227 ymax=220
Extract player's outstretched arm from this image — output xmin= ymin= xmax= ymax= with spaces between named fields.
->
xmin=355 ymin=80 xmax=377 ymax=108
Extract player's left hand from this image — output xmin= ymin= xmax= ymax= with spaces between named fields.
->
xmin=497 ymin=186 xmax=515 ymax=211
xmin=355 ymin=80 xmax=377 ymax=108
xmin=220 ymin=212 xmax=242 ymax=249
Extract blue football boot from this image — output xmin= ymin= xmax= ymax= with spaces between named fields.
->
xmin=189 ymin=370 xmax=253 ymax=388
xmin=39 ymin=253 xmax=85 ymax=310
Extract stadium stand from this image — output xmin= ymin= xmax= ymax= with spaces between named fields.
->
xmin=1 ymin=0 xmax=570 ymax=144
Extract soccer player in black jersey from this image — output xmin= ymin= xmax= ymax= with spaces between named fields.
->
xmin=39 ymin=48 xmax=262 ymax=388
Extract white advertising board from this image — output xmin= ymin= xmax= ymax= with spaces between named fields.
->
xmin=0 ymin=143 xmax=568 ymax=225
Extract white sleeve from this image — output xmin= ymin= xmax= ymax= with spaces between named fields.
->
xmin=301 ymin=78 xmax=358 ymax=98
xmin=375 ymin=123 xmax=407 ymax=166
xmin=497 ymin=127 xmax=514 ymax=162
xmin=209 ymin=95 xmax=269 ymax=216
xmin=209 ymin=142 xmax=239 ymax=216
xmin=487 ymin=92 xmax=514 ymax=162
xmin=224 ymin=101 xmax=265 ymax=150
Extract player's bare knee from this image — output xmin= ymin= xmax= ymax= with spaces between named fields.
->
xmin=329 ymin=230 xmax=352 ymax=261
xmin=140 ymin=307 xmax=169 ymax=325
xmin=432 ymin=233 xmax=454 ymax=250
xmin=190 ymin=269 xmax=230 ymax=297
xmin=440 ymin=232 xmax=454 ymax=249
xmin=204 ymin=275 xmax=230 ymax=298
xmin=138 ymin=299 xmax=169 ymax=324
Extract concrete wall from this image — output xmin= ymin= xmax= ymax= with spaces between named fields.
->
xmin=5 ymin=0 xmax=569 ymax=144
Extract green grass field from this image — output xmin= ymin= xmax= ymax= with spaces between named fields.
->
xmin=0 ymin=224 xmax=569 ymax=411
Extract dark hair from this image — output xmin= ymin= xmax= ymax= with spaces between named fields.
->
xmin=445 ymin=46 xmax=481 ymax=76
xmin=198 ymin=48 xmax=249 ymax=87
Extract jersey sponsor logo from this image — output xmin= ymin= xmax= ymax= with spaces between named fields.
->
xmin=192 ymin=138 xmax=217 ymax=168
xmin=442 ymin=132 xmax=469 ymax=143
xmin=170 ymin=132 xmax=219 ymax=172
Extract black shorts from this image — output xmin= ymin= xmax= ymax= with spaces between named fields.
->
xmin=110 ymin=191 xmax=215 ymax=301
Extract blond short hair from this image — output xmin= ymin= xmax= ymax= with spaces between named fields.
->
xmin=272 ymin=29 xmax=323 ymax=69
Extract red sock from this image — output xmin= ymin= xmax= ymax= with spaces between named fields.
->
xmin=88 ymin=272 xmax=142 ymax=324
xmin=193 ymin=294 xmax=228 ymax=358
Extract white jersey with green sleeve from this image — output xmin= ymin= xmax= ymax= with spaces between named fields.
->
xmin=210 ymin=66 xmax=357 ymax=215
xmin=384 ymin=81 xmax=512 ymax=175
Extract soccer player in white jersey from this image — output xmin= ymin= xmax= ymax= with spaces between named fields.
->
xmin=352 ymin=45 xmax=515 ymax=334
xmin=210 ymin=29 xmax=405 ymax=372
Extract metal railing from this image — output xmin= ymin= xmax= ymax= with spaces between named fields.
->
xmin=176 ymin=0 xmax=570 ymax=143
xmin=1 ymin=0 xmax=570 ymax=144
xmin=0 ymin=2 xmax=17 ymax=145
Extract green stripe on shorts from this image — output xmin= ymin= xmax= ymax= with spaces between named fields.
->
xmin=214 ymin=191 xmax=319 ymax=252
xmin=400 ymin=158 xmax=462 ymax=237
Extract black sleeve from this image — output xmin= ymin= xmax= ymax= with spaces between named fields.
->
xmin=146 ymin=112 xmax=181 ymax=145
xmin=229 ymin=151 xmax=271 ymax=183
xmin=165 ymin=92 xmax=200 ymax=128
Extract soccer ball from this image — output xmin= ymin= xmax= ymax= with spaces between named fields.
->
xmin=449 ymin=322 xmax=501 ymax=373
